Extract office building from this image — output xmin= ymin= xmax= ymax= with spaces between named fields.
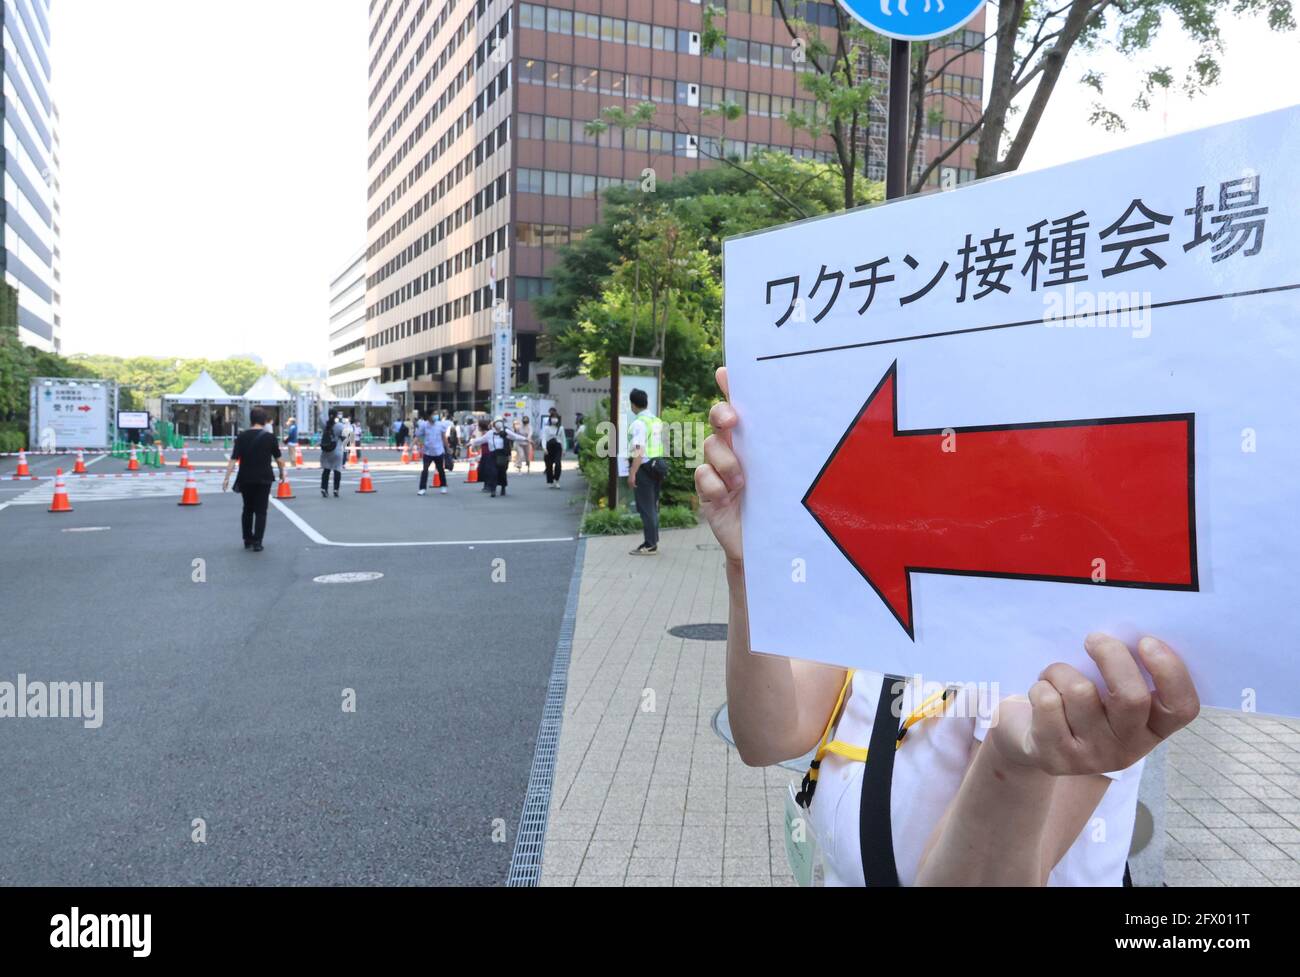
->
xmin=3 ymin=0 xmax=59 ymax=351
xmin=364 ymin=0 xmax=984 ymax=413
xmin=328 ymin=248 xmax=379 ymax=398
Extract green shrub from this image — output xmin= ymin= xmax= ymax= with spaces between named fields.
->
xmin=0 ymin=422 xmax=25 ymax=453
xmin=660 ymin=505 xmax=699 ymax=529
xmin=581 ymin=504 xmax=697 ymax=536
xmin=658 ymin=405 xmax=707 ymax=508
xmin=576 ymin=400 xmax=610 ymax=504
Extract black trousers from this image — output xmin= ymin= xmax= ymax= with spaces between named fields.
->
xmin=320 ymin=469 xmax=341 ymax=492
xmin=491 ymin=451 xmax=510 ymax=489
xmin=634 ymin=472 xmax=661 ymax=548
xmin=240 ymin=482 xmax=273 ymax=543
xmin=544 ymin=438 xmax=563 ymax=483
xmin=419 ymin=453 xmax=446 ymax=490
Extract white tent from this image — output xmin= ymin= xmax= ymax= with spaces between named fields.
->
xmin=242 ymin=373 xmax=295 ymax=404
xmin=329 ymin=378 xmax=393 ymax=406
xmin=240 ymin=374 xmax=296 ymax=431
xmin=327 ymin=378 xmax=396 ymax=438
xmin=163 ymin=370 xmax=239 ymax=438
xmin=166 ymin=370 xmax=237 ymax=404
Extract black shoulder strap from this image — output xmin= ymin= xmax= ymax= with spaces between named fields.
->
xmin=860 ymin=673 xmax=904 ymax=887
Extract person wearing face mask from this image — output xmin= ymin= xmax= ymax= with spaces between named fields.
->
xmin=539 ymin=408 xmax=567 ymax=488
xmin=470 ymin=416 xmax=528 ymax=498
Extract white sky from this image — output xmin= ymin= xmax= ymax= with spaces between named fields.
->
xmin=49 ymin=3 xmax=1294 ymax=368
xmin=1020 ymin=16 xmax=1299 ymax=171
xmin=52 ymin=0 xmax=369 ymax=368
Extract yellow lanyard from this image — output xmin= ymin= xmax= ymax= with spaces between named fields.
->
xmin=797 ymin=671 xmax=953 ymax=805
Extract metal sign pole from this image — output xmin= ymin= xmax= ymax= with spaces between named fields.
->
xmin=608 ymin=354 xmax=620 ymax=510
xmin=886 ymin=38 xmax=910 ymax=202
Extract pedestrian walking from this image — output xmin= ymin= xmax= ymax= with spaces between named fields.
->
xmin=627 ymin=388 xmax=666 ymax=555
xmin=445 ymin=411 xmax=461 ymax=460
xmin=339 ymin=414 xmax=354 ymax=468
xmin=318 ymin=413 xmax=346 ymax=497
xmin=540 ymin=407 xmax=567 ymax=488
xmin=393 ymin=417 xmax=406 ymax=448
xmin=222 ymin=406 xmax=287 ymax=552
xmin=472 ymin=419 xmax=494 ymax=492
xmin=574 ymin=413 xmax=586 ymax=455
xmin=284 ymin=416 xmax=299 ymax=453
xmin=414 ymin=410 xmax=450 ymax=495
xmin=513 ymin=416 xmax=533 ymax=473
xmin=471 ymin=417 xmax=528 ymax=497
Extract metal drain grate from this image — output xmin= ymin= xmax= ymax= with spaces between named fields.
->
xmin=668 ymin=622 xmax=728 ymax=641
xmin=506 ymin=537 xmax=586 ymax=886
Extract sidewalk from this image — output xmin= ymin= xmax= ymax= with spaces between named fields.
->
xmin=539 ymin=524 xmax=1300 ymax=887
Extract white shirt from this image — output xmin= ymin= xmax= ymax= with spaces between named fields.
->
xmin=808 ymin=670 xmax=1143 ymax=887
xmin=540 ymin=419 xmax=564 ymax=444
xmin=416 ymin=418 xmax=447 ymax=456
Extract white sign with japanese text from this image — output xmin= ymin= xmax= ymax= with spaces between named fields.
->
xmin=33 ymin=381 xmax=111 ymax=450
xmin=722 ymin=107 xmax=1300 ymax=717
xmin=492 ymin=317 xmax=512 ymax=415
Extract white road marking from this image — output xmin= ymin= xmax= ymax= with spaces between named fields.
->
xmin=269 ymin=499 xmax=574 ymax=548
xmin=6 ymin=471 xmax=226 ymax=505
xmin=313 ymin=571 xmax=384 ymax=583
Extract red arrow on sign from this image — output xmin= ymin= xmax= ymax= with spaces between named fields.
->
xmin=77 ymin=405 xmax=92 ymax=412
xmin=802 ymin=362 xmax=1198 ymax=639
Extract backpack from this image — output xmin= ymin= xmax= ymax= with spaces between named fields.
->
xmin=319 ymin=423 xmax=337 ymax=453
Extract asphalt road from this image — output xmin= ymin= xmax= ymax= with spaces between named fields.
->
xmin=0 ymin=448 xmax=584 ymax=885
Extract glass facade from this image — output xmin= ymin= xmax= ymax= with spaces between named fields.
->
xmin=2 ymin=0 xmax=58 ymax=351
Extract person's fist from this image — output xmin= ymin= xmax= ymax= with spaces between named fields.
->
xmin=987 ymin=634 xmax=1200 ymax=776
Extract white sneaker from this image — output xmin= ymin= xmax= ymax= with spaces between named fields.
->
xmin=440 ymin=487 xmax=447 ymax=494
xmin=417 ymin=489 xmax=426 ymax=496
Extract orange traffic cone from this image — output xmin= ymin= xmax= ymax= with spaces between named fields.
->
xmin=400 ymin=444 xmax=411 ymax=464
xmin=73 ymin=449 xmax=87 ymax=474
xmin=156 ymin=442 xmax=166 ymax=466
xmin=355 ymin=458 xmax=376 ymax=493
xmin=348 ymin=443 xmax=358 ymax=464
xmin=48 ymin=468 xmax=73 ymax=512
xmin=179 ymin=448 xmax=191 ymax=469
xmin=178 ymin=470 xmax=201 ymax=506
xmin=464 ymin=458 xmax=478 ymax=483
xmin=276 ymin=477 xmax=295 ymax=500
xmin=433 ymin=469 xmax=443 ymax=488
xmin=294 ymin=444 xmax=304 ymax=467
xmin=14 ymin=449 xmax=31 ymax=478
xmin=127 ymin=445 xmax=140 ymax=471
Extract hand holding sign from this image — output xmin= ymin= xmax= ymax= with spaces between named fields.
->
xmin=696 ymin=367 xmax=745 ymax=566
xmin=723 ymin=108 xmax=1300 ymax=717
xmin=988 ymin=633 xmax=1200 ymax=777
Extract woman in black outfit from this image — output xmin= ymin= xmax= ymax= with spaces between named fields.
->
xmin=222 ymin=407 xmax=287 ymax=551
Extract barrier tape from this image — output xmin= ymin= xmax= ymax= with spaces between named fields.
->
xmin=3 ymin=445 xmax=418 ymax=457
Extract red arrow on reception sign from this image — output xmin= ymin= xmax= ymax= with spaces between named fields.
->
xmin=802 ymin=362 xmax=1198 ymax=639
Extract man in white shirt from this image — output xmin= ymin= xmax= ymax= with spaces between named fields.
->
xmin=627 ymin=388 xmax=664 ymax=556
xmin=414 ymin=411 xmax=449 ymax=495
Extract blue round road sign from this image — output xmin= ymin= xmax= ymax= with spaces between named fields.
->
xmin=835 ymin=0 xmax=986 ymax=43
